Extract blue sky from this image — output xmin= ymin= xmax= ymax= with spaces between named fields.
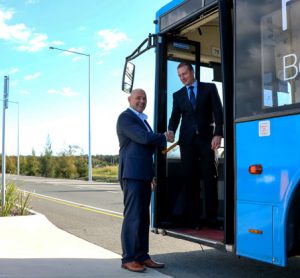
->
xmin=0 ymin=0 xmax=171 ymax=156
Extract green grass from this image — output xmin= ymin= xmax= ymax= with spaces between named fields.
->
xmin=92 ymin=165 xmax=118 ymax=182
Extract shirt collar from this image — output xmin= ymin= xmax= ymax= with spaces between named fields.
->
xmin=186 ymin=80 xmax=197 ymax=91
xmin=129 ymin=107 xmax=148 ymax=121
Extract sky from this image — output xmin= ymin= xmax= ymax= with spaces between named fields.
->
xmin=0 ymin=0 xmax=171 ymax=156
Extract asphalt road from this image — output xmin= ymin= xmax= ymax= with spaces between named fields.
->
xmin=9 ymin=175 xmax=300 ymax=278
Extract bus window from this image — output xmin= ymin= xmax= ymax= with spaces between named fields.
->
xmin=236 ymin=0 xmax=300 ymax=119
xmin=166 ymin=60 xmax=183 ymax=159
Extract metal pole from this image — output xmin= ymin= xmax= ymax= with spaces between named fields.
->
xmin=88 ymin=55 xmax=92 ymax=182
xmin=49 ymin=46 xmax=92 ymax=182
xmin=16 ymin=102 xmax=20 ymax=175
xmin=2 ymin=100 xmax=20 ymax=175
xmin=2 ymin=76 xmax=9 ymax=210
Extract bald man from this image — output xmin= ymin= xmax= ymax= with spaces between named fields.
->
xmin=117 ymin=89 xmax=171 ymax=272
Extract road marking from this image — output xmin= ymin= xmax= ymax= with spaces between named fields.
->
xmin=21 ymin=190 xmax=124 ymax=219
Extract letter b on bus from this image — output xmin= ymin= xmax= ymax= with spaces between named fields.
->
xmin=283 ymin=53 xmax=299 ymax=81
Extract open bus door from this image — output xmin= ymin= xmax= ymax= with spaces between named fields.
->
xmin=152 ymin=0 xmax=234 ymax=250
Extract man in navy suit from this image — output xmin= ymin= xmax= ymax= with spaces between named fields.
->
xmin=117 ymin=88 xmax=171 ymax=272
xmin=168 ymin=62 xmax=223 ymax=229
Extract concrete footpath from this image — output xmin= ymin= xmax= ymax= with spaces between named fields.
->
xmin=0 ymin=213 xmax=171 ymax=278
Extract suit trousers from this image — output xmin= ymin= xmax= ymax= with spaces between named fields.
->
xmin=180 ymin=135 xmax=218 ymax=226
xmin=121 ymin=178 xmax=152 ymax=264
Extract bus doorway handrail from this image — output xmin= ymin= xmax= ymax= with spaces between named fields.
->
xmin=162 ymin=141 xmax=178 ymax=154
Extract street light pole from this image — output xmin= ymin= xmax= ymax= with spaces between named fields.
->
xmin=0 ymin=99 xmax=19 ymax=176
xmin=49 ymin=46 xmax=92 ymax=182
xmin=10 ymin=101 xmax=20 ymax=175
xmin=2 ymin=76 xmax=9 ymax=210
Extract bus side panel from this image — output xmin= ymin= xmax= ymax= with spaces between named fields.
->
xmin=235 ymin=115 xmax=300 ymax=266
xmin=236 ymin=202 xmax=273 ymax=263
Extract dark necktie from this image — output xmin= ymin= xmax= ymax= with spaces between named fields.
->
xmin=144 ymin=119 xmax=153 ymax=132
xmin=189 ymin=86 xmax=196 ymax=109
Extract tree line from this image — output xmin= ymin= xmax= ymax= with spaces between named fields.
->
xmin=0 ymin=142 xmax=119 ymax=180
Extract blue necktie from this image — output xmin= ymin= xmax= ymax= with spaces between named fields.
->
xmin=189 ymin=86 xmax=196 ymax=109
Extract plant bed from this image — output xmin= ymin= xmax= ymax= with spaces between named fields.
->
xmin=0 ymin=182 xmax=32 ymax=217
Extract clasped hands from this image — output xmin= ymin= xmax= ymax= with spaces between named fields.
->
xmin=164 ymin=130 xmax=175 ymax=143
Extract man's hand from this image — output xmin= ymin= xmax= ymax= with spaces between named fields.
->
xmin=164 ymin=130 xmax=175 ymax=143
xmin=151 ymin=177 xmax=157 ymax=191
xmin=211 ymin=135 xmax=222 ymax=150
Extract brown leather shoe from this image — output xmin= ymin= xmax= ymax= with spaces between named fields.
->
xmin=142 ymin=258 xmax=165 ymax=268
xmin=121 ymin=261 xmax=146 ymax=272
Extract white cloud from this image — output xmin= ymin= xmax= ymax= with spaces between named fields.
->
xmin=8 ymin=67 xmax=19 ymax=74
xmin=97 ymin=29 xmax=130 ymax=53
xmin=47 ymin=87 xmax=80 ymax=97
xmin=51 ymin=40 xmax=64 ymax=46
xmin=0 ymin=7 xmax=48 ymax=52
xmin=0 ymin=9 xmax=30 ymax=41
xmin=53 ymin=46 xmax=89 ymax=61
xmin=17 ymin=33 xmax=48 ymax=52
xmin=59 ymin=47 xmax=87 ymax=56
xmin=24 ymin=72 xmax=41 ymax=80
xmin=72 ymin=56 xmax=82 ymax=62
xmin=78 ymin=26 xmax=86 ymax=32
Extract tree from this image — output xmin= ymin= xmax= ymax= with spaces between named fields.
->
xmin=40 ymin=135 xmax=55 ymax=177
xmin=55 ymin=146 xmax=78 ymax=179
xmin=26 ymin=149 xmax=40 ymax=176
xmin=75 ymin=155 xmax=88 ymax=178
xmin=20 ymin=156 xmax=27 ymax=175
xmin=6 ymin=156 xmax=16 ymax=174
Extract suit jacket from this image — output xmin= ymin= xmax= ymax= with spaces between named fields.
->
xmin=168 ymin=82 xmax=223 ymax=146
xmin=117 ymin=108 xmax=166 ymax=184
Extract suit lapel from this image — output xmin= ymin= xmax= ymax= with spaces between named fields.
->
xmin=144 ymin=119 xmax=153 ymax=132
xmin=196 ymin=82 xmax=205 ymax=108
xmin=126 ymin=108 xmax=150 ymax=131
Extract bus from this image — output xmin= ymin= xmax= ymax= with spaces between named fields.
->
xmin=121 ymin=0 xmax=300 ymax=267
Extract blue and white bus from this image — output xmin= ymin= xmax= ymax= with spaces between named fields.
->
xmin=122 ymin=0 xmax=300 ymax=266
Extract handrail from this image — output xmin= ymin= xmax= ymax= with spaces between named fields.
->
xmin=162 ymin=142 xmax=178 ymax=154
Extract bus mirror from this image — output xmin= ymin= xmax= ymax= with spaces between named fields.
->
xmin=122 ymin=61 xmax=135 ymax=93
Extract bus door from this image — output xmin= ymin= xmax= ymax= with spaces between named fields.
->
xmin=153 ymin=2 xmax=233 ymax=247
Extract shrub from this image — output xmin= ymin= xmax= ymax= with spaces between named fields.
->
xmin=0 ymin=182 xmax=32 ymax=216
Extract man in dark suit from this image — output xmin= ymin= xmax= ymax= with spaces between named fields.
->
xmin=168 ymin=62 xmax=223 ymax=229
xmin=117 ymin=88 xmax=171 ymax=272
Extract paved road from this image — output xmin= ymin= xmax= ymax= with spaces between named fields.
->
xmin=10 ymin=175 xmax=300 ymax=278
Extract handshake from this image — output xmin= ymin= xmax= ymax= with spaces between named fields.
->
xmin=164 ymin=130 xmax=175 ymax=143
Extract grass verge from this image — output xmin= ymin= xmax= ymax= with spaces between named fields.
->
xmin=92 ymin=165 xmax=118 ymax=182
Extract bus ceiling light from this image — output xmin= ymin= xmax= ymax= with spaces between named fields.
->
xmin=248 ymin=164 xmax=263 ymax=175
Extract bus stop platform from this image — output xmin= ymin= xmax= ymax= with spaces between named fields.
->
xmin=0 ymin=213 xmax=171 ymax=278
